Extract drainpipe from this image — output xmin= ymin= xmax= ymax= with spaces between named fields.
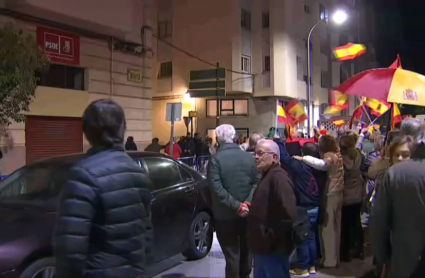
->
xmin=110 ymin=37 xmax=114 ymax=98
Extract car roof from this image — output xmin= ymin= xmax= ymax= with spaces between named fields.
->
xmin=29 ymin=151 xmax=175 ymax=167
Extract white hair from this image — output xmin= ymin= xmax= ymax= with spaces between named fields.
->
xmin=257 ymin=139 xmax=280 ymax=161
xmin=401 ymin=118 xmax=421 ymax=138
xmin=215 ymin=124 xmax=236 ymax=144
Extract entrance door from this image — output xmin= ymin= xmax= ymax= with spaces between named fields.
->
xmin=25 ymin=116 xmax=83 ymax=164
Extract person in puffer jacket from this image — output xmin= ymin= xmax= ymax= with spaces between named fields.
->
xmin=53 ymin=99 xmax=153 ymax=278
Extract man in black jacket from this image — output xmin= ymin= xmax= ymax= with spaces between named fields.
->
xmin=53 ymin=99 xmax=153 ymax=278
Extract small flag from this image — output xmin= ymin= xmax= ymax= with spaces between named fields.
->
xmin=277 ymin=101 xmax=289 ymax=123
xmin=349 ymin=104 xmax=364 ymax=128
xmin=333 ymin=43 xmax=367 ymax=61
xmin=324 ymin=91 xmax=349 ymax=114
xmin=391 ymin=104 xmax=402 ymax=129
xmin=286 ymin=100 xmax=308 ymax=123
xmin=368 ymin=124 xmax=380 ymax=133
xmin=364 ymin=98 xmax=390 ymax=117
xmin=332 ymin=119 xmax=346 ymax=127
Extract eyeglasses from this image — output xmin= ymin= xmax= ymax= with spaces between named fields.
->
xmin=254 ymin=151 xmax=276 ymax=157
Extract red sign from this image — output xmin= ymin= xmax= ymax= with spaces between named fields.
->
xmin=36 ymin=27 xmax=80 ymax=65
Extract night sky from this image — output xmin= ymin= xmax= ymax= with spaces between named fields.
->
xmin=375 ymin=0 xmax=425 ymax=73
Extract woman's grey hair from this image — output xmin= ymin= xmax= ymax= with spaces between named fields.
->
xmin=215 ymin=124 xmax=236 ymax=144
xmin=257 ymin=139 xmax=280 ymax=161
xmin=401 ymin=118 xmax=422 ymax=138
xmin=374 ymin=135 xmax=385 ymax=152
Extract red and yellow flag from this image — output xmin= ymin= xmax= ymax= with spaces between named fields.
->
xmin=277 ymin=101 xmax=289 ymax=123
xmin=324 ymin=91 xmax=349 ymax=114
xmin=286 ymin=100 xmax=308 ymax=123
xmin=332 ymin=119 xmax=346 ymax=127
xmin=391 ymin=104 xmax=402 ymax=129
xmin=349 ymin=104 xmax=364 ymax=128
xmin=333 ymin=43 xmax=366 ymax=61
xmin=364 ymin=98 xmax=391 ymax=117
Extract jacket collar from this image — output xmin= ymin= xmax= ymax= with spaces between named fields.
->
xmin=216 ymin=143 xmax=240 ymax=152
xmin=261 ymin=163 xmax=281 ymax=178
xmin=87 ymin=145 xmax=124 ymax=156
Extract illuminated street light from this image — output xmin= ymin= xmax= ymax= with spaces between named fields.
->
xmin=184 ymin=92 xmax=191 ymax=99
xmin=332 ymin=10 xmax=348 ymax=25
xmin=305 ymin=9 xmax=348 ymax=135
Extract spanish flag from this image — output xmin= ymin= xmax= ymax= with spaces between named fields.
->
xmin=368 ymin=124 xmax=380 ymax=133
xmin=391 ymin=104 xmax=402 ymax=129
xmin=277 ymin=100 xmax=289 ymax=123
xmin=333 ymin=43 xmax=366 ymax=61
xmin=286 ymin=99 xmax=308 ymax=123
xmin=364 ymin=98 xmax=390 ymax=117
xmin=324 ymin=90 xmax=349 ymax=114
xmin=332 ymin=119 xmax=346 ymax=127
xmin=349 ymin=104 xmax=364 ymax=128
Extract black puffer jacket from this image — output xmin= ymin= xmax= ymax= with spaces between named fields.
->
xmin=53 ymin=147 xmax=153 ymax=278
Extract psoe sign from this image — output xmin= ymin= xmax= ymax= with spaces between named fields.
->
xmin=36 ymin=27 xmax=80 ymax=66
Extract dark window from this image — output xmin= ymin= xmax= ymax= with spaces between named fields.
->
xmin=0 ymin=164 xmax=68 ymax=200
xmin=262 ymin=13 xmax=269 ymax=28
xmin=143 ymin=157 xmax=183 ymax=190
xmin=158 ymin=61 xmax=172 ymax=78
xmin=319 ymin=4 xmax=328 ymax=20
xmin=38 ymin=64 xmax=85 ymax=90
xmin=304 ymin=4 xmax=310 ymax=13
xmin=241 ymin=9 xmax=251 ymax=30
xmin=158 ymin=21 xmax=172 ymax=38
xmin=321 ymin=71 xmax=329 ymax=88
xmin=264 ymin=56 xmax=270 ymax=72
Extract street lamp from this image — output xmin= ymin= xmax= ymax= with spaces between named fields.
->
xmin=306 ymin=9 xmax=348 ymax=135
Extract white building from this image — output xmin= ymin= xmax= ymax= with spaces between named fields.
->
xmin=0 ymin=0 xmax=153 ymax=174
xmin=152 ymin=0 xmax=361 ymax=141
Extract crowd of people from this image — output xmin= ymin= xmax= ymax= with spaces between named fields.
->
xmin=50 ymin=98 xmax=425 ymax=278
xmin=208 ymin=119 xmax=425 ymax=278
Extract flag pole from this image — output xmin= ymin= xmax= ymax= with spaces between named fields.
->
xmin=275 ymin=99 xmax=279 ymax=129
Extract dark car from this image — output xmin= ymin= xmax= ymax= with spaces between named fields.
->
xmin=0 ymin=152 xmax=214 ymax=278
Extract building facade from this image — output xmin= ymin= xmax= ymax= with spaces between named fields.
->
xmin=0 ymin=0 xmax=153 ymax=174
xmin=152 ymin=0 xmax=362 ymax=141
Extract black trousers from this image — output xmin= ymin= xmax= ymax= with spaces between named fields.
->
xmin=215 ymin=218 xmax=252 ymax=278
xmin=340 ymin=203 xmax=364 ymax=260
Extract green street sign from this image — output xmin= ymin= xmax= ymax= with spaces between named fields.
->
xmin=189 ymin=89 xmax=226 ymax=98
xmin=189 ymin=80 xmax=225 ymax=90
xmin=190 ymin=68 xmax=225 ymax=81
xmin=189 ymin=68 xmax=226 ymax=98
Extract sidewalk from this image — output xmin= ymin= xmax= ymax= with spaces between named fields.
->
xmin=154 ymin=234 xmax=374 ymax=278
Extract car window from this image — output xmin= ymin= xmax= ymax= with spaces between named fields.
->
xmin=179 ymin=166 xmax=193 ymax=182
xmin=143 ymin=157 xmax=184 ymax=190
xmin=0 ymin=166 xmax=53 ymax=198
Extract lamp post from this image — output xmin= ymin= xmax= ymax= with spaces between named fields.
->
xmin=306 ymin=10 xmax=348 ymax=135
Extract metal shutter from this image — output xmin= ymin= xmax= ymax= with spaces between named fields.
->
xmin=25 ymin=116 xmax=83 ymax=164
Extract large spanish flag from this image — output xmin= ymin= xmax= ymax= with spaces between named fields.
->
xmin=364 ymin=98 xmax=391 ymax=117
xmin=286 ymin=99 xmax=308 ymax=122
xmin=333 ymin=43 xmax=366 ymax=61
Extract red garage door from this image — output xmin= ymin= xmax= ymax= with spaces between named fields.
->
xmin=25 ymin=116 xmax=83 ymax=164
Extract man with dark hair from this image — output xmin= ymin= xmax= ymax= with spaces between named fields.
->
xmin=144 ymin=137 xmax=164 ymax=152
xmin=53 ymin=99 xmax=153 ymax=278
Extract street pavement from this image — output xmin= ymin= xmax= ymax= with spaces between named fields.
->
xmin=153 ymin=233 xmax=374 ymax=278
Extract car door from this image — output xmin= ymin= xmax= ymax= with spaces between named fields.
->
xmin=142 ymin=156 xmax=198 ymax=262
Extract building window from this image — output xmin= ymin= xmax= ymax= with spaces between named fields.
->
xmin=296 ymin=56 xmax=304 ymax=81
xmin=158 ymin=62 xmax=172 ymax=78
xmin=241 ymin=56 xmax=251 ymax=73
xmin=319 ymin=4 xmax=328 ymax=20
xmin=304 ymin=5 xmax=310 ymax=14
xmin=206 ymin=99 xmax=249 ymax=117
xmin=321 ymin=70 xmax=329 ymax=88
xmin=264 ymin=56 xmax=270 ymax=72
xmin=38 ymin=64 xmax=85 ymax=90
xmin=262 ymin=13 xmax=269 ymax=28
xmin=158 ymin=21 xmax=172 ymax=38
xmin=241 ymin=9 xmax=251 ymax=30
